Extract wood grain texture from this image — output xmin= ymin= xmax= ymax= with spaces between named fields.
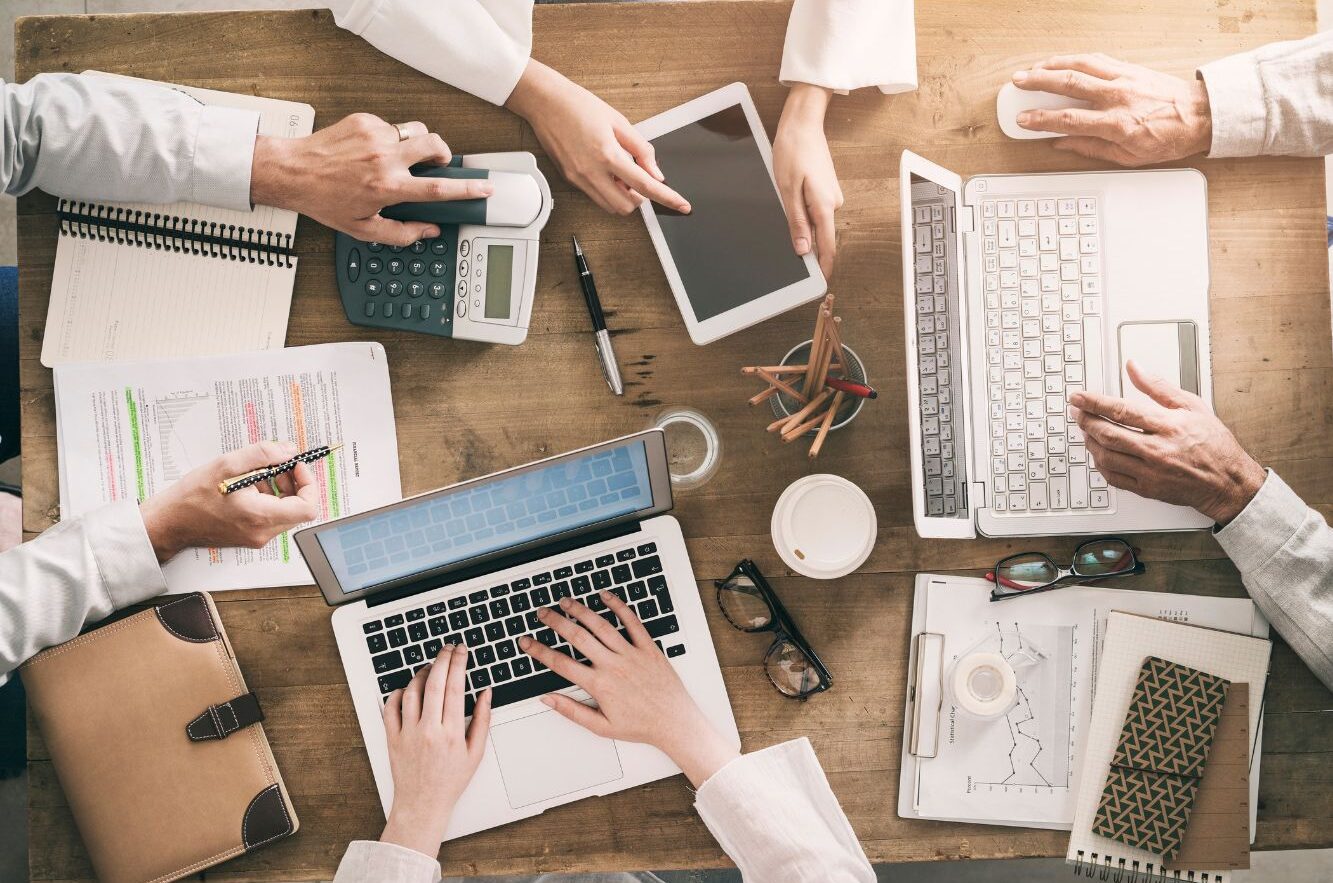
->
xmin=16 ymin=1 xmax=1332 ymax=878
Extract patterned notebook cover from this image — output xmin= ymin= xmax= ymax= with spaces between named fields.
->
xmin=1091 ymin=656 xmax=1229 ymax=860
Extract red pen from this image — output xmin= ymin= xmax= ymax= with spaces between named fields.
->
xmin=825 ymin=377 xmax=877 ymax=399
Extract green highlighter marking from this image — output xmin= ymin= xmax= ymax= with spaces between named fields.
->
xmin=125 ymin=388 xmax=146 ymax=501
xmin=326 ymin=451 xmax=341 ymax=518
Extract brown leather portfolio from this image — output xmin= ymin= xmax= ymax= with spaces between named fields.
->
xmin=20 ymin=592 xmax=298 ymax=883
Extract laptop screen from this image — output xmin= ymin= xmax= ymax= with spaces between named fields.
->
xmin=316 ymin=441 xmax=656 ymax=594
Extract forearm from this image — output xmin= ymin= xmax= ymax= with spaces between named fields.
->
xmin=1 ymin=73 xmax=257 ymax=208
xmin=0 ymin=501 xmax=166 ymax=682
xmin=1214 ymin=470 xmax=1333 ymax=690
xmin=1200 ymin=30 xmax=1333 ymax=157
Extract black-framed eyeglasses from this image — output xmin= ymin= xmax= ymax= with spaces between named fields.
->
xmin=986 ymin=537 xmax=1145 ymax=602
xmin=714 ymin=559 xmax=832 ymax=699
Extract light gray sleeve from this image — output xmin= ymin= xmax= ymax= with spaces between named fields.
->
xmin=2 ymin=73 xmax=260 ymax=210
xmin=1214 ymin=470 xmax=1333 ymax=690
xmin=331 ymin=840 xmax=441 ymax=883
xmin=0 ymin=501 xmax=167 ymax=684
xmin=1198 ymin=30 xmax=1333 ymax=158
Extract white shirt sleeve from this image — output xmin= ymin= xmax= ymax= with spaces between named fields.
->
xmin=779 ymin=0 xmax=917 ymax=95
xmin=0 ymin=501 xmax=167 ymax=684
xmin=327 ymin=0 xmax=533 ymax=107
xmin=331 ymin=840 xmax=441 ymax=883
xmin=693 ymin=738 xmax=874 ymax=882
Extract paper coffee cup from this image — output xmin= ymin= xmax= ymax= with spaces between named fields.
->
xmin=771 ymin=474 xmax=876 ymax=579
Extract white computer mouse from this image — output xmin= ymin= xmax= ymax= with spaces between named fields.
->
xmin=996 ymin=81 xmax=1092 ymax=140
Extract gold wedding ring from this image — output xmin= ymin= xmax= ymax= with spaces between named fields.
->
xmin=393 ymin=122 xmax=410 ymax=142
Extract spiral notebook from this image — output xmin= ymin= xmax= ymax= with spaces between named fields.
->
xmin=39 ymin=73 xmax=314 ymax=367
xmin=1065 ymin=612 xmax=1271 ymax=883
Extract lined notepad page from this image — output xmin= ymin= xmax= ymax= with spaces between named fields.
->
xmin=40 ymin=74 xmax=313 ymax=366
xmin=1066 ymin=612 xmax=1272 ymax=883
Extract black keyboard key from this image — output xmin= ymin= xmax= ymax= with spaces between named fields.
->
xmin=372 ymin=650 xmax=402 ymax=674
xmin=588 ymin=594 xmax=606 ymax=612
xmin=610 ymin=587 xmax=627 ymax=603
xmin=491 ymin=662 xmax=513 ymax=683
xmin=366 ymin=633 xmax=388 ymax=654
xmin=413 ymin=664 xmax=429 ymax=675
xmin=667 ymin=644 xmax=687 ymax=658
xmin=427 ymin=602 xmax=447 ymax=616
xmin=469 ymin=606 xmax=490 ymax=625
xmin=526 ymin=611 xmax=542 ymax=630
xmin=512 ymin=656 xmax=533 ymax=677
xmin=470 ymin=669 xmax=491 ymax=690
xmin=533 ymin=658 xmax=548 ymax=671
xmin=448 ymin=610 xmax=469 ymax=630
xmin=645 ymin=615 xmax=679 ymax=639
xmin=639 ymin=599 xmax=659 ymax=620
xmin=575 ymin=559 xmax=595 ymax=573
xmin=657 ymin=592 xmax=674 ymax=614
xmin=464 ymin=627 xmax=485 ymax=647
xmin=363 ymin=620 xmax=383 ymax=634
xmin=632 ymin=556 xmax=663 ymax=579
xmin=379 ymin=670 xmax=412 ymax=693
xmin=403 ymin=645 xmax=424 ymax=665
xmin=388 ymin=628 xmax=408 ymax=648
xmin=429 ymin=616 xmax=448 ymax=636
xmin=595 ymin=554 xmax=615 ymax=568
xmin=384 ymin=614 xmax=405 ymax=627
xmin=505 ymin=615 xmax=526 ymax=637
xmin=511 ymin=577 xmax=532 ymax=592
xmin=571 ymin=575 xmax=592 ymax=595
xmin=448 ymin=596 xmax=468 ymax=610
xmin=475 ymin=645 xmax=496 ymax=665
xmin=468 ymin=589 xmax=489 ymax=604
xmin=496 ymin=640 xmax=517 ymax=660
xmin=554 ymin=566 xmax=573 ymax=579
xmin=536 ymin=628 xmax=558 ymax=647
xmin=592 ymin=570 xmax=612 ymax=590
xmin=531 ymin=586 xmax=552 ymax=607
xmin=406 ymin=608 xmax=426 ymax=622
xmin=424 ymin=638 xmax=443 ymax=659
xmin=552 ymin=581 xmax=572 ymax=601
xmin=408 ymin=622 xmax=428 ymax=642
xmin=616 ymin=548 xmax=636 ymax=561
xmin=485 ymin=622 xmax=506 ymax=642
xmin=648 ymin=574 xmax=668 ymax=593
xmin=600 ymin=610 xmax=619 ymax=628
xmin=637 ymin=542 xmax=657 ymax=556
xmin=489 ymin=598 xmax=511 ymax=618
xmin=628 ymin=581 xmax=648 ymax=601
xmin=487 ymin=669 xmax=575 ymax=711
xmin=510 ymin=593 xmax=532 ymax=613
xmin=489 ymin=584 xmax=509 ymax=597
xmin=532 ymin=571 xmax=553 ymax=585
xmin=611 ymin=563 xmax=632 ymax=584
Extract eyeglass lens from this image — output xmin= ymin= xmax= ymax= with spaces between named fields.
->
xmin=717 ymin=573 xmax=774 ymax=631
xmin=1073 ymin=539 xmax=1136 ymax=576
xmin=764 ymin=638 xmax=821 ymax=697
xmin=995 ymin=552 xmax=1059 ymax=591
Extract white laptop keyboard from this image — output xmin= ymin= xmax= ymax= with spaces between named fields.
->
xmin=980 ymin=196 xmax=1114 ymax=514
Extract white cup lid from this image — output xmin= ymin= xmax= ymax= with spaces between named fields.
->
xmin=770 ymin=474 xmax=877 ymax=579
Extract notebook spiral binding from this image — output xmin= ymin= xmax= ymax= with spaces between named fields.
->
xmin=57 ymin=200 xmax=296 ymax=267
xmin=1072 ymin=851 xmax=1226 ymax=882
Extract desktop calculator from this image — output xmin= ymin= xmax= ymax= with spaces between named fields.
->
xmin=334 ymin=153 xmax=552 ymax=346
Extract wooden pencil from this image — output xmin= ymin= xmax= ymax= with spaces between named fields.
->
xmin=803 ymin=302 xmax=830 ymax=395
xmin=808 ymin=391 xmax=845 ymax=457
xmin=811 ymin=317 xmax=836 ymax=393
xmin=778 ymin=387 xmax=833 ymax=434
xmin=742 ymin=365 xmax=809 ymax=375
xmin=749 ymin=385 xmax=781 ymax=406
xmin=756 ymin=368 xmax=808 ymax=404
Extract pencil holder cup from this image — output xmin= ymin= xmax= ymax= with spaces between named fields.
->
xmin=771 ymin=341 xmax=867 ymax=434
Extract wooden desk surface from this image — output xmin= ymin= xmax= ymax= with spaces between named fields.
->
xmin=17 ymin=2 xmax=1333 ymax=879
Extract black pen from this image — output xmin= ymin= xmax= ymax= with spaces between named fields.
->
xmin=572 ymin=235 xmax=623 ymax=395
xmin=217 ymin=443 xmax=342 ymax=494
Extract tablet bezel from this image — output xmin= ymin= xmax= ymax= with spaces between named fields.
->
xmin=635 ymin=82 xmax=826 ymax=345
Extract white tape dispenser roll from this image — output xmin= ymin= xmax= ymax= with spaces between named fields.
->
xmin=948 ymin=652 xmax=1018 ymax=720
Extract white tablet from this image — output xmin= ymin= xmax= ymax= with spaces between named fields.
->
xmin=635 ymin=82 xmax=826 ymax=345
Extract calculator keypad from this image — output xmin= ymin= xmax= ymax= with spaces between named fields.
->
xmin=336 ymin=223 xmax=462 ymax=335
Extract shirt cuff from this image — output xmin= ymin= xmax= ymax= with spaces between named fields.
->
xmin=332 ymin=840 xmax=441 ymax=883
xmin=191 ymin=104 xmax=260 ymax=211
xmin=1198 ymin=54 xmax=1268 ymax=158
xmin=1213 ymin=469 xmax=1307 ymax=573
xmin=696 ymin=737 xmax=817 ymax=811
xmin=81 ymin=501 xmax=168 ymax=610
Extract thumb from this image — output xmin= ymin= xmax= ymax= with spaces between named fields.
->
xmin=1126 ymin=359 xmax=1198 ymax=411
xmin=784 ymin=185 xmax=812 ymax=258
xmin=247 ymin=491 xmax=319 ymax=530
xmin=541 ymin=693 xmax=612 ymax=737
xmin=466 ymin=689 xmax=493 ymax=760
xmin=355 ymin=215 xmax=439 ymax=248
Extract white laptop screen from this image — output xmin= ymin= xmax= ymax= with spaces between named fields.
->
xmin=317 ymin=442 xmax=655 ymax=594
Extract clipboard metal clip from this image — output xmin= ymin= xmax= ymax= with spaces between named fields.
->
xmin=908 ymin=631 xmax=945 ymax=759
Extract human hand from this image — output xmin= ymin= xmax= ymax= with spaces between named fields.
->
xmin=249 ymin=113 xmax=493 ymax=246
xmin=1012 ymin=54 xmax=1213 ymax=166
xmin=1067 ymin=361 xmax=1266 ymax=524
xmin=518 ymin=592 xmax=738 ymax=788
xmin=378 ymin=645 xmax=492 ymax=856
xmin=505 ymin=60 xmax=691 ymax=216
xmin=774 ymin=84 xmax=843 ymax=278
xmin=138 ymin=441 xmax=320 ymax=563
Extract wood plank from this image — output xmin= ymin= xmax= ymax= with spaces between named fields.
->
xmin=16 ymin=0 xmax=1331 ymax=878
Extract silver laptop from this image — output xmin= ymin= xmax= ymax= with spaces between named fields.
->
xmin=899 ymin=150 xmax=1214 ymax=538
xmin=296 ymin=429 xmax=739 ymax=840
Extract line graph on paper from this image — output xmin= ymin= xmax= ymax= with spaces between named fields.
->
xmin=966 ymin=622 xmax=1079 ymax=795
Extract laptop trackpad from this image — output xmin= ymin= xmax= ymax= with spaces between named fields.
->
xmin=490 ymin=707 xmax=624 ymax=809
xmin=1118 ymin=321 xmax=1199 ymax=403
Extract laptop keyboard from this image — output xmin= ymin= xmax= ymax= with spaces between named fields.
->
xmin=359 ymin=541 xmax=685 ymax=715
xmin=980 ymin=196 xmax=1114 ymax=514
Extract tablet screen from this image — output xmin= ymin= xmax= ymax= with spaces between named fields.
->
xmin=649 ymin=104 xmax=810 ymax=321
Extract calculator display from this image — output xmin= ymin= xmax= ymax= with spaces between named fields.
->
xmin=484 ymin=245 xmax=514 ymax=319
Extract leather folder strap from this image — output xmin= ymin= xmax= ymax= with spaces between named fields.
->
xmin=186 ymin=691 xmax=265 ymax=741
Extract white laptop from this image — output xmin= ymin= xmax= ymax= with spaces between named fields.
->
xmin=899 ymin=150 xmax=1214 ymax=538
xmin=295 ymin=429 xmax=739 ymax=840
